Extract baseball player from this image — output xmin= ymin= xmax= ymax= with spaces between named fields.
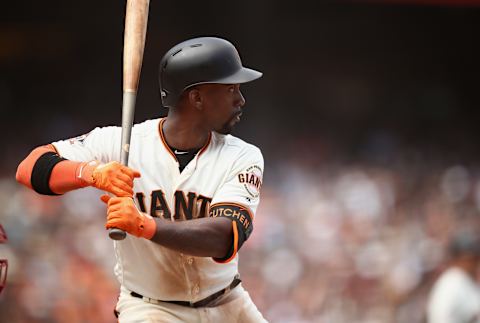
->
xmin=16 ymin=37 xmax=267 ymax=322
xmin=427 ymin=232 xmax=480 ymax=323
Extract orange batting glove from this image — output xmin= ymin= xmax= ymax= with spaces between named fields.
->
xmin=100 ymin=195 xmax=156 ymax=239
xmin=79 ymin=161 xmax=141 ymax=197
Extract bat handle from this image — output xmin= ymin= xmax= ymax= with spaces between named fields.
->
xmin=108 ymin=91 xmax=137 ymax=241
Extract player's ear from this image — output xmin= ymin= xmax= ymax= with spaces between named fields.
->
xmin=187 ymin=88 xmax=203 ymax=111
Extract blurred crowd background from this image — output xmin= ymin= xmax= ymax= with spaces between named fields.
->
xmin=2 ymin=0 xmax=480 ymax=322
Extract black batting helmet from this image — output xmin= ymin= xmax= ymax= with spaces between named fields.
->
xmin=159 ymin=37 xmax=262 ymax=108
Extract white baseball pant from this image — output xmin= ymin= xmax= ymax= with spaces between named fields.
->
xmin=116 ymin=284 xmax=268 ymax=323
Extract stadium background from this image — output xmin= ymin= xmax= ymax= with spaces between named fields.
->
xmin=2 ymin=0 xmax=480 ymax=322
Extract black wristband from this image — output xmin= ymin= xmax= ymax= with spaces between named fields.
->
xmin=31 ymin=152 xmax=67 ymax=196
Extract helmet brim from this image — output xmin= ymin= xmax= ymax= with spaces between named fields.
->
xmin=213 ymin=67 xmax=263 ymax=84
xmin=186 ymin=67 xmax=263 ymax=89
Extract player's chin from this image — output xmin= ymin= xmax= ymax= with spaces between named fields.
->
xmin=217 ymin=125 xmax=234 ymax=135
xmin=217 ymin=118 xmax=239 ymax=134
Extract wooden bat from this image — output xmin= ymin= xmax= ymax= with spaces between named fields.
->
xmin=109 ymin=0 xmax=150 ymax=240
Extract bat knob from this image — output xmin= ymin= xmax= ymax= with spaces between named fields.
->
xmin=109 ymin=228 xmax=127 ymax=240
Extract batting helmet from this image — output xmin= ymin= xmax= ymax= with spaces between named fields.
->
xmin=159 ymin=37 xmax=262 ymax=108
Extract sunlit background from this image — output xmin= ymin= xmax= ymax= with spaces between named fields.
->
xmin=2 ymin=1 xmax=480 ymax=322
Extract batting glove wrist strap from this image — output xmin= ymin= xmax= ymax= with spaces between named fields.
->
xmin=76 ymin=160 xmax=100 ymax=186
xmin=79 ymin=161 xmax=141 ymax=197
xmin=101 ymin=195 xmax=157 ymax=239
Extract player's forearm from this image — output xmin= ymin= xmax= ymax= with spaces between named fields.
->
xmin=103 ymin=196 xmax=235 ymax=258
xmin=16 ymin=145 xmax=82 ymax=194
xmin=150 ymin=217 xmax=233 ymax=258
xmin=16 ymin=145 xmax=139 ymax=196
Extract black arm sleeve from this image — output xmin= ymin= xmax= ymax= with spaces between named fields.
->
xmin=30 ymin=152 xmax=66 ymax=195
xmin=209 ymin=203 xmax=254 ymax=263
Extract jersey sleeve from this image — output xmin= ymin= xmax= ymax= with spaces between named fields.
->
xmin=210 ymin=145 xmax=264 ymax=263
xmin=51 ymin=126 xmax=121 ymax=163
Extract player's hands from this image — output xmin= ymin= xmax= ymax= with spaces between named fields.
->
xmin=100 ymin=195 xmax=156 ymax=239
xmin=79 ymin=161 xmax=141 ymax=197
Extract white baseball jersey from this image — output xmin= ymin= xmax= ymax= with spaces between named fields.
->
xmin=427 ymin=267 xmax=480 ymax=323
xmin=52 ymin=118 xmax=264 ymax=302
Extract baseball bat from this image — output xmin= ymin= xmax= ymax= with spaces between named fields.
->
xmin=109 ymin=0 xmax=150 ymax=240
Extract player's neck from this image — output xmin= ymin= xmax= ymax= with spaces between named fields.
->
xmin=162 ymin=114 xmax=210 ymax=150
